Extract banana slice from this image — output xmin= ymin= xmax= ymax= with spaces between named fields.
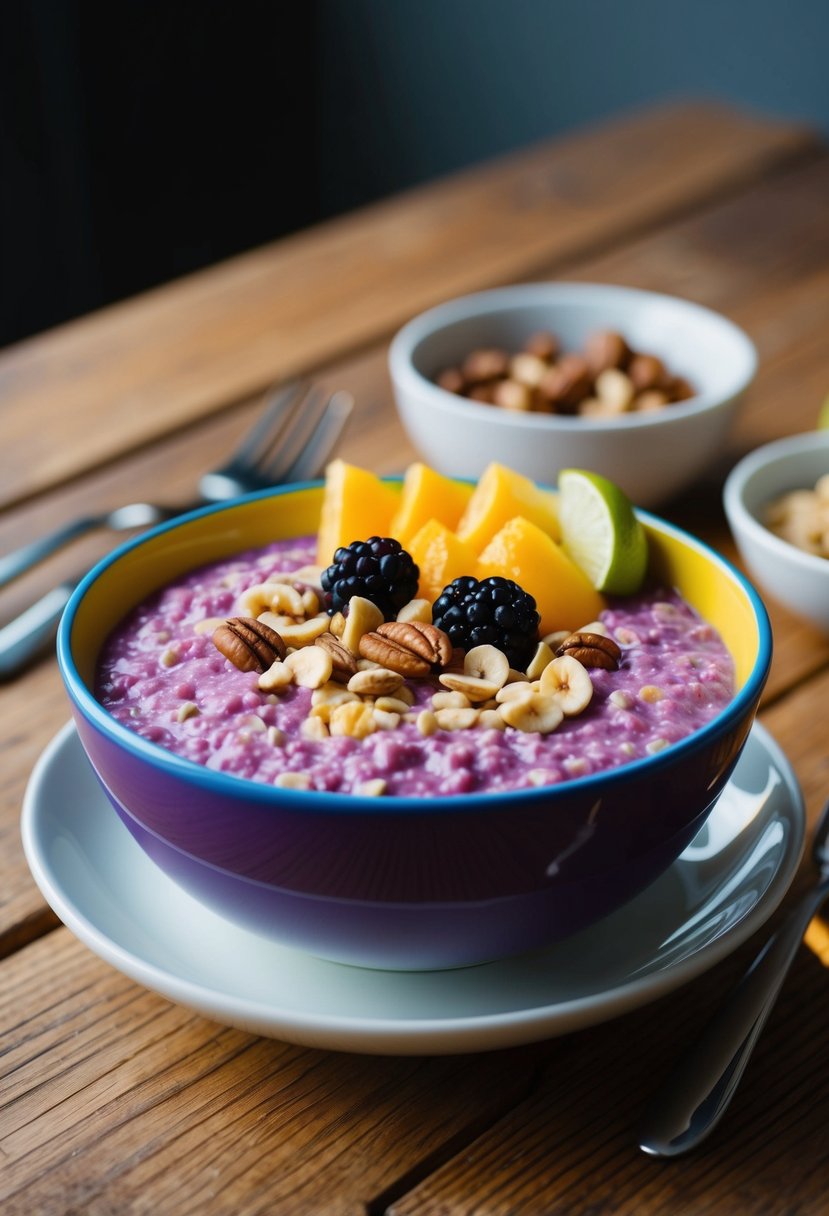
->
xmin=438 ymin=673 xmax=500 ymax=702
xmin=499 ymin=692 xmax=563 ymax=734
xmin=463 ymin=644 xmax=510 ymax=688
xmin=539 ymin=654 xmax=593 ymax=716
xmin=525 ymin=640 xmax=555 ymax=680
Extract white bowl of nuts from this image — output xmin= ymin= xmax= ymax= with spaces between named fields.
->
xmin=389 ymin=282 xmax=757 ymax=507
xmin=723 ymin=429 xmax=829 ymax=631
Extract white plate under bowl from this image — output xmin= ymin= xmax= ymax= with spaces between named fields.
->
xmin=22 ymin=721 xmax=804 ymax=1055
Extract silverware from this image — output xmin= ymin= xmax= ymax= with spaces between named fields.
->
xmin=0 ymin=383 xmax=353 ymax=678
xmin=640 ymin=795 xmax=829 ymax=1157
xmin=0 ymin=381 xmax=351 ymax=590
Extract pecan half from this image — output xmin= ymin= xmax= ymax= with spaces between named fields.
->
xmin=315 ymin=632 xmax=359 ymax=682
xmin=212 ymin=617 xmax=286 ymax=672
xmin=555 ymin=631 xmax=622 ymax=671
xmin=359 ymin=621 xmax=453 ymax=677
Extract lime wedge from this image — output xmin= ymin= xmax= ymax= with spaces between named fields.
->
xmin=557 ymin=468 xmax=648 ymax=595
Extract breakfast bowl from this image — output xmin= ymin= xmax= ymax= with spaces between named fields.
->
xmin=57 ymin=480 xmax=771 ymax=971
xmin=723 ymin=430 xmax=829 ymax=631
xmin=389 ymin=282 xmax=757 ymax=508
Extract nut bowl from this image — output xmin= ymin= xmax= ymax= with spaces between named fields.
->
xmin=723 ymin=430 xmax=829 ymax=631
xmin=57 ymin=482 xmax=771 ymax=971
xmin=389 ymin=282 xmax=757 ymax=507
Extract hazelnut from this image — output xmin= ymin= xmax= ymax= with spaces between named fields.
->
xmin=462 ymin=348 xmax=510 ymax=384
xmin=538 ymin=353 xmax=592 ymax=411
xmin=666 ymin=376 xmax=695 ymax=402
xmin=523 ymin=331 xmax=559 ymax=361
xmin=634 ymin=389 xmax=670 ymax=412
xmin=509 ymin=352 xmax=548 ymax=388
xmin=628 ymin=353 xmax=666 ymax=392
xmin=493 ymin=379 xmax=533 ymax=411
xmin=436 ymin=367 xmax=466 ymax=395
xmin=595 ymin=368 xmax=635 ymax=413
xmin=584 ymin=330 xmax=630 ymax=376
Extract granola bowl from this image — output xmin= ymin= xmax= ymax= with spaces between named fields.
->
xmin=57 ymin=482 xmax=771 ymax=971
xmin=389 ymin=282 xmax=757 ymax=507
xmin=723 ymin=430 xmax=829 ymax=631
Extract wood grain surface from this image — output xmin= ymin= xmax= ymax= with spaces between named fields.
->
xmin=1 ymin=100 xmax=829 ymax=1216
xmin=0 ymin=101 xmax=817 ymax=511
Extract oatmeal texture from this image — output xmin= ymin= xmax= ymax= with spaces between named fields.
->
xmin=96 ymin=536 xmax=735 ymax=796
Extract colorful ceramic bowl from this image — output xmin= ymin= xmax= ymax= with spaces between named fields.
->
xmin=57 ymin=483 xmax=771 ymax=970
xmin=389 ymin=282 xmax=757 ymax=507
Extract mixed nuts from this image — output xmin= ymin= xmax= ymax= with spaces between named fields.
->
xmin=435 ymin=328 xmax=695 ymax=418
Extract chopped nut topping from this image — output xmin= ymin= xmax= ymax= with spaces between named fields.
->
xmin=342 ymin=596 xmax=384 ymax=654
xmin=434 ymin=707 xmax=480 ymax=731
xmin=329 ymin=701 xmax=377 ymax=739
xmin=213 ymin=617 xmax=287 ymax=673
xmin=315 ymin=633 xmax=359 ymax=682
xmin=347 ymin=668 xmax=405 ymax=697
xmin=416 ymin=709 xmax=438 ymax=736
xmin=397 ymin=598 xmax=432 ymax=624
xmin=432 ymin=690 xmax=472 ymax=710
xmin=555 ymin=631 xmax=622 ymax=671
xmin=358 ymin=778 xmax=387 ymax=797
xmin=275 ymin=771 xmax=312 ymax=790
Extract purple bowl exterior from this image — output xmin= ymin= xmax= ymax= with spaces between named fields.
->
xmin=69 ymin=693 xmax=758 ymax=970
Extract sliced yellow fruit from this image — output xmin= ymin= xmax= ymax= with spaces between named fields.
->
xmin=316 ymin=459 xmax=400 ymax=566
xmin=456 ymin=462 xmax=560 ymax=551
xmin=389 ymin=462 xmax=474 ymax=545
xmin=408 ymin=518 xmax=478 ymax=603
xmin=475 ymin=515 xmax=606 ymax=636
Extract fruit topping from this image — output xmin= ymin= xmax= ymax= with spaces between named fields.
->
xmin=455 ymin=461 xmax=560 ymax=549
xmin=557 ymin=467 xmax=648 ymax=595
xmin=474 ymin=515 xmax=605 ymax=636
xmin=431 ymin=575 xmax=540 ymax=671
xmin=316 ymin=459 xmax=401 ymax=566
xmin=320 ymin=537 xmax=420 ymax=621
xmin=389 ymin=462 xmax=473 ymax=545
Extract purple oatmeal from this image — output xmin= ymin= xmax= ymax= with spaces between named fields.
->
xmin=96 ymin=536 xmax=735 ymax=797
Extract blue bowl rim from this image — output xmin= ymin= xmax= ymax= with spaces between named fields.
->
xmin=57 ymin=479 xmax=773 ymax=818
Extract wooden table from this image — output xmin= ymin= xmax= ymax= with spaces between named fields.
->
xmin=2 ymin=100 xmax=829 ymax=1214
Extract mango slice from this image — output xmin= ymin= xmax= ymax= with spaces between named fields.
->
xmin=456 ymin=462 xmax=560 ymax=551
xmin=316 ymin=459 xmax=400 ymax=566
xmin=475 ymin=515 xmax=605 ymax=636
xmin=408 ymin=518 xmax=479 ymax=604
xmin=390 ymin=463 xmax=474 ymax=545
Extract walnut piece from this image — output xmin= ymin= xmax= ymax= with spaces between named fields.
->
xmin=315 ymin=632 xmax=359 ymax=682
xmin=359 ymin=620 xmax=453 ymax=677
xmin=213 ymin=617 xmax=287 ymax=672
xmin=555 ymin=630 xmax=622 ymax=671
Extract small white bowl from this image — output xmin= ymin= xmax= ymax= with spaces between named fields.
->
xmin=389 ymin=282 xmax=757 ymax=507
xmin=723 ymin=430 xmax=829 ymax=631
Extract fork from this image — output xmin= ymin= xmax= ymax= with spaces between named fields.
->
xmin=0 ymin=382 xmax=353 ymax=677
xmin=0 ymin=381 xmax=352 ymax=591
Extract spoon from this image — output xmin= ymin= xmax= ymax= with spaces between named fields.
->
xmin=640 ymin=795 xmax=829 ymax=1157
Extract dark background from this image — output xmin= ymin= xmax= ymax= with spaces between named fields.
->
xmin=2 ymin=0 xmax=827 ymax=350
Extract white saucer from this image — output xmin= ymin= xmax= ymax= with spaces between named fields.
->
xmin=22 ymin=721 xmax=804 ymax=1056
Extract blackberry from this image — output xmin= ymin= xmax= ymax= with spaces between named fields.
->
xmin=432 ymin=575 xmax=540 ymax=671
xmin=320 ymin=537 xmax=420 ymax=620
